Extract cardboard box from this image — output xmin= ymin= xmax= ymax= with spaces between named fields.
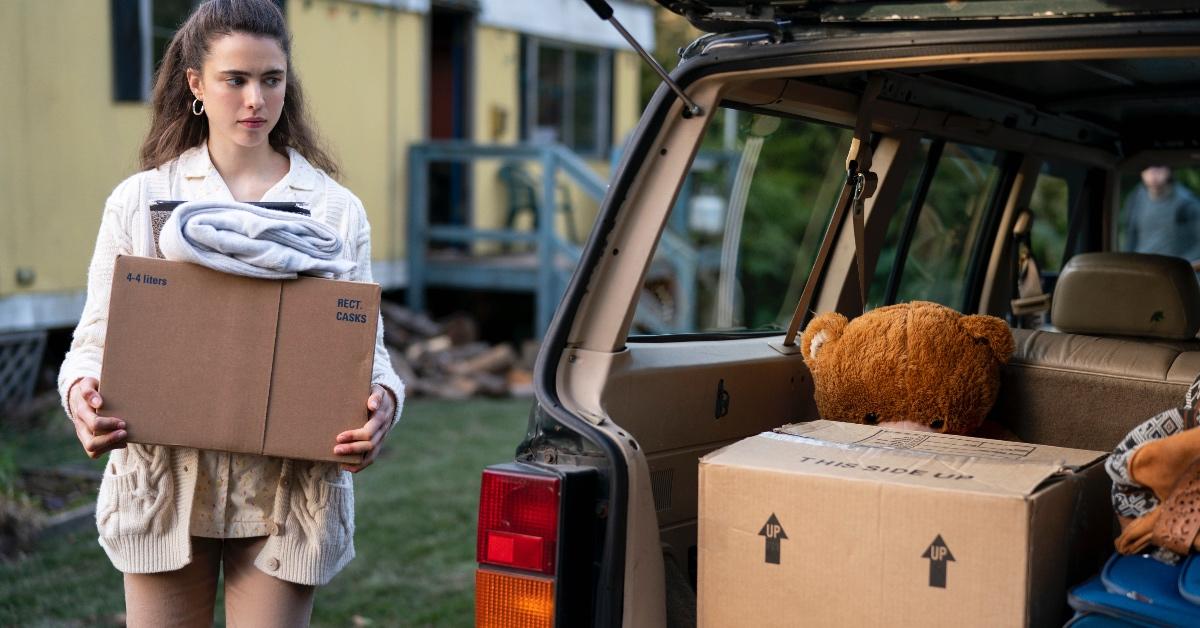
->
xmin=698 ymin=420 xmax=1113 ymax=628
xmin=100 ymin=255 xmax=379 ymax=464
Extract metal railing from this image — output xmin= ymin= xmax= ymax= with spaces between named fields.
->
xmin=407 ymin=141 xmax=700 ymax=337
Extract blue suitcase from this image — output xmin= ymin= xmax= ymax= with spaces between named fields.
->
xmin=1067 ymin=554 xmax=1200 ymax=627
xmin=1180 ymin=555 xmax=1200 ymax=605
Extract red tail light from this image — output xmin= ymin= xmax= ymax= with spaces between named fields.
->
xmin=477 ymin=469 xmax=561 ymax=575
xmin=475 ymin=461 xmax=599 ymax=627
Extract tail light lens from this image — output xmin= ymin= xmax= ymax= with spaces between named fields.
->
xmin=475 ymin=461 xmax=599 ymax=627
xmin=475 ymin=568 xmax=554 ymax=628
xmin=477 ymin=469 xmax=561 ymax=574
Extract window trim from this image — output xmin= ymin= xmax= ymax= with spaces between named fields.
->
xmin=139 ymin=0 xmax=153 ymax=101
xmin=111 ymin=0 xmax=145 ymax=102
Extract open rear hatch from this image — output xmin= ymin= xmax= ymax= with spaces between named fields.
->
xmin=656 ymin=0 xmax=1200 ymax=33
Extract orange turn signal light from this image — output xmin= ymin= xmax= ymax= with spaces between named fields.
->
xmin=475 ymin=568 xmax=555 ymax=628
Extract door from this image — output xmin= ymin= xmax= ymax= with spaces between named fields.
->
xmin=427 ymin=5 xmax=472 ymax=235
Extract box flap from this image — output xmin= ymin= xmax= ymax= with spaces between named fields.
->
xmin=101 ymin=256 xmax=277 ymax=454
xmin=779 ymin=419 xmax=1105 ymax=469
xmin=262 ymin=276 xmax=379 ymax=463
xmin=702 ymin=428 xmax=1100 ymax=496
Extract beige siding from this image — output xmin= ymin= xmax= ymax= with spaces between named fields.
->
xmin=0 ymin=0 xmax=23 ymax=297
xmin=289 ymin=0 xmax=424 ymax=264
xmin=470 ymin=26 xmax=521 ymax=241
xmin=2 ymin=1 xmax=148 ymax=296
xmin=613 ymin=50 xmax=642 ymax=155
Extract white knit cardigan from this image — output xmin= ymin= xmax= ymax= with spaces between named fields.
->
xmin=57 ymin=146 xmax=405 ymax=586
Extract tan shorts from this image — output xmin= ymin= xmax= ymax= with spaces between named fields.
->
xmin=123 ymin=536 xmax=315 ymax=628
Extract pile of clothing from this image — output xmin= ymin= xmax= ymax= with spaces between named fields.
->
xmin=1067 ymin=377 xmax=1200 ymax=625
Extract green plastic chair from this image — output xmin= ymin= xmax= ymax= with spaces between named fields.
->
xmin=498 ymin=162 xmax=578 ymax=244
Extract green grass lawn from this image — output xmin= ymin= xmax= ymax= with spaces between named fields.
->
xmin=0 ymin=397 xmax=533 ymax=627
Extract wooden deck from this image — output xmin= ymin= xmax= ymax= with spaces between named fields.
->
xmin=424 ymin=250 xmax=572 ymax=293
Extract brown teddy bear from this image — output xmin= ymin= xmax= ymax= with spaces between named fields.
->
xmin=799 ymin=301 xmax=1015 ymax=436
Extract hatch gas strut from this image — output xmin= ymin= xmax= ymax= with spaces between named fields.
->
xmin=582 ymin=0 xmax=704 ymax=118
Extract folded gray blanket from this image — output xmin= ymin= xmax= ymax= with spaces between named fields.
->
xmin=159 ymin=200 xmax=356 ymax=279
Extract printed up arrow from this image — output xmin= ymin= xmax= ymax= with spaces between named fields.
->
xmin=758 ymin=513 xmax=788 ymax=565
xmin=921 ymin=534 xmax=955 ymax=588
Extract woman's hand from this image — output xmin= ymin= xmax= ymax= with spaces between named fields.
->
xmin=68 ymin=377 xmax=128 ymax=459
xmin=334 ymin=384 xmax=395 ymax=473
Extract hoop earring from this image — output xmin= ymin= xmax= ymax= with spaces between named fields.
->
xmin=191 ymin=98 xmax=205 ymax=116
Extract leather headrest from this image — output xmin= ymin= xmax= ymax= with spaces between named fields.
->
xmin=1052 ymin=252 xmax=1200 ymax=340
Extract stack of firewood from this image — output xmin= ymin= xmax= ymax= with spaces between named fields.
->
xmin=380 ymin=302 xmax=537 ymax=399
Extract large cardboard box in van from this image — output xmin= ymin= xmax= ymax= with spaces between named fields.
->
xmin=99 ymin=255 xmax=379 ymax=464
xmin=698 ymin=420 xmax=1113 ymax=628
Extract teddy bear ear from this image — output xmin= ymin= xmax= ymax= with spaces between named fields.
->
xmin=801 ymin=312 xmax=849 ymax=362
xmin=960 ymin=314 xmax=1016 ymax=364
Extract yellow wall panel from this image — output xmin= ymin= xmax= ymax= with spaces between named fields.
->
xmin=0 ymin=1 xmax=26 ymax=296
xmin=289 ymin=0 xmax=423 ymax=263
xmin=471 ymin=26 xmax=521 ymax=244
xmin=613 ymin=50 xmax=642 ymax=150
xmin=473 ymin=27 xmax=521 ymax=146
xmin=4 ymin=1 xmax=148 ymax=296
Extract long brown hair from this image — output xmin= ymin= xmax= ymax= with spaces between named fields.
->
xmin=139 ymin=0 xmax=338 ymax=176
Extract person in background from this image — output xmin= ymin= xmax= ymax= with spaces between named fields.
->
xmin=57 ymin=1 xmax=404 ymax=625
xmin=1125 ymin=165 xmax=1200 ymax=270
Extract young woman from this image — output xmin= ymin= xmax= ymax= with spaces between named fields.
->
xmin=57 ymin=1 xmax=404 ymax=625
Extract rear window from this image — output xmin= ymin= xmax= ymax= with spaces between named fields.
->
xmin=1115 ymin=166 xmax=1200 ymax=264
xmin=631 ymin=108 xmax=853 ymax=335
